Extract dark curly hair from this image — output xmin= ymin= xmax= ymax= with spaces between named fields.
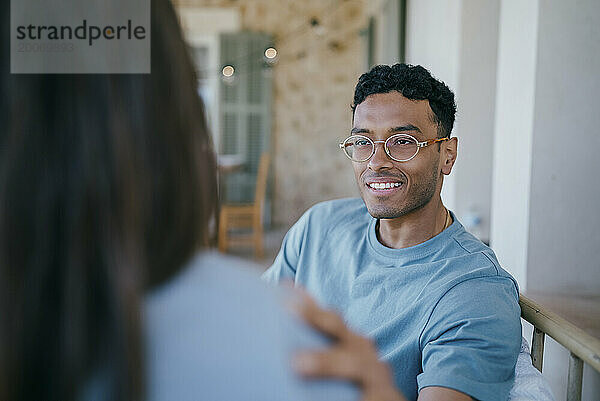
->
xmin=352 ymin=63 xmax=457 ymax=138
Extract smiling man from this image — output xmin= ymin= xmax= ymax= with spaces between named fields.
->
xmin=263 ymin=64 xmax=521 ymax=401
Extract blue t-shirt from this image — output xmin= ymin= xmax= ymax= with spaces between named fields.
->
xmin=263 ymin=198 xmax=521 ymax=401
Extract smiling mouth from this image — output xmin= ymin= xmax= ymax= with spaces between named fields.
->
xmin=366 ymin=182 xmax=403 ymax=191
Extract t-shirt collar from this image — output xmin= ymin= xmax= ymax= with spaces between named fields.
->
xmin=366 ymin=210 xmax=462 ymax=261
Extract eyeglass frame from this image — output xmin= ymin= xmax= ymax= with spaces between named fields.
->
xmin=338 ymin=133 xmax=449 ymax=162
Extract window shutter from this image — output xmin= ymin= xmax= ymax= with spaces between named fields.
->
xmin=219 ymin=31 xmax=272 ymax=208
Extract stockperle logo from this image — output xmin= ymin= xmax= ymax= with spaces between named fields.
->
xmin=11 ymin=0 xmax=150 ymax=74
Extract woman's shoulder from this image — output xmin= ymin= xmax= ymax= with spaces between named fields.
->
xmin=143 ymin=250 xmax=358 ymax=401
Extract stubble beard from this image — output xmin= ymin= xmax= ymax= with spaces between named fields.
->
xmin=361 ymin=166 xmax=440 ymax=220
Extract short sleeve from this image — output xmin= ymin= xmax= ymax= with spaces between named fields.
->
xmin=418 ymin=276 xmax=521 ymax=401
xmin=262 ymin=209 xmax=310 ymax=284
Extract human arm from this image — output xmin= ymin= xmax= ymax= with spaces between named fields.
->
xmin=419 ymin=337 xmax=554 ymax=401
xmin=262 ymin=211 xmax=310 ymax=284
xmin=292 ymin=290 xmax=407 ymax=401
xmin=418 ymin=386 xmax=473 ymax=400
xmin=417 ymin=276 xmax=521 ymax=401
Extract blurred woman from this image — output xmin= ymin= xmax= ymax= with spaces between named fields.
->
xmin=0 ymin=1 xmax=404 ymax=400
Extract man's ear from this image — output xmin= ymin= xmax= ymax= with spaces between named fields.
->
xmin=441 ymin=137 xmax=458 ymax=175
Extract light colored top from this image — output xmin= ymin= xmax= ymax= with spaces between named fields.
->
xmin=263 ymin=198 xmax=522 ymax=401
xmin=508 ymin=338 xmax=555 ymax=401
xmin=143 ymin=251 xmax=358 ymax=401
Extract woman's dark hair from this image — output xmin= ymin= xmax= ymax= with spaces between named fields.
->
xmin=351 ymin=63 xmax=457 ymax=138
xmin=0 ymin=0 xmax=218 ymax=400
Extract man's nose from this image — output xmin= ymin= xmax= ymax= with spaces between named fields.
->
xmin=368 ymin=142 xmax=394 ymax=171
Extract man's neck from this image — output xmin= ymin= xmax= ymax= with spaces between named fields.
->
xmin=376 ymin=198 xmax=449 ymax=249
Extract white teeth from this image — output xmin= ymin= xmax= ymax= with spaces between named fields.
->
xmin=368 ymin=182 xmax=401 ymax=190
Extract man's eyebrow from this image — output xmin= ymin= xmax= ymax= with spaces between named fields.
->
xmin=389 ymin=124 xmax=421 ymax=133
xmin=350 ymin=125 xmax=422 ymax=134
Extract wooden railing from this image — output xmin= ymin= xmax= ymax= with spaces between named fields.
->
xmin=519 ymin=295 xmax=600 ymax=401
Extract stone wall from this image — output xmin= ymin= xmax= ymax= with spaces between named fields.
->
xmin=175 ymin=0 xmax=366 ymax=227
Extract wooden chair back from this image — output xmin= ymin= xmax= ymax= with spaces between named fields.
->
xmin=253 ymin=153 xmax=270 ymax=209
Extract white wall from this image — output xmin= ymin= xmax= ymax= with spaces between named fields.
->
xmin=527 ymin=0 xmax=600 ymax=398
xmin=405 ymin=0 xmax=461 ymax=93
xmin=492 ymin=0 xmax=600 ymax=398
xmin=371 ymin=0 xmax=401 ymax=66
xmin=527 ymin=0 xmax=600 ymax=295
xmin=489 ymin=0 xmax=539 ymax=289
xmin=176 ymin=7 xmax=240 ymax=35
xmin=453 ymin=0 xmax=500 ymax=243
xmin=405 ymin=0 xmax=462 ymax=213
xmin=405 ymin=0 xmax=500 ymax=243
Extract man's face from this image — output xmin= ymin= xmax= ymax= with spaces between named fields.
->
xmin=351 ymin=92 xmax=450 ymax=219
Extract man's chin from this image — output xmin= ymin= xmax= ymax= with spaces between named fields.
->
xmin=365 ymin=204 xmax=403 ymax=220
xmin=359 ymin=189 xmax=410 ymax=219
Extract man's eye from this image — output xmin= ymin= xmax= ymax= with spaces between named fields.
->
xmin=393 ymin=138 xmax=414 ymax=146
xmin=355 ymin=139 xmax=370 ymax=146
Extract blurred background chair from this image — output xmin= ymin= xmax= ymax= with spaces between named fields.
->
xmin=218 ymin=153 xmax=270 ymax=258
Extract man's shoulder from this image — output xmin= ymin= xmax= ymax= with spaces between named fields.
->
xmin=305 ymin=197 xmax=368 ymax=221
xmin=445 ymin=224 xmax=519 ymax=292
xmin=298 ymin=198 xmax=371 ymax=237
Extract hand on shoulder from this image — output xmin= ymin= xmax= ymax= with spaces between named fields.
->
xmin=290 ymin=288 xmax=407 ymax=401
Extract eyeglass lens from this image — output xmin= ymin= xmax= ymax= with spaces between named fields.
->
xmin=343 ymin=135 xmax=418 ymax=162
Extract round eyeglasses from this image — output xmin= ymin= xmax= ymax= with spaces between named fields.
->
xmin=339 ymin=134 xmax=449 ymax=162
